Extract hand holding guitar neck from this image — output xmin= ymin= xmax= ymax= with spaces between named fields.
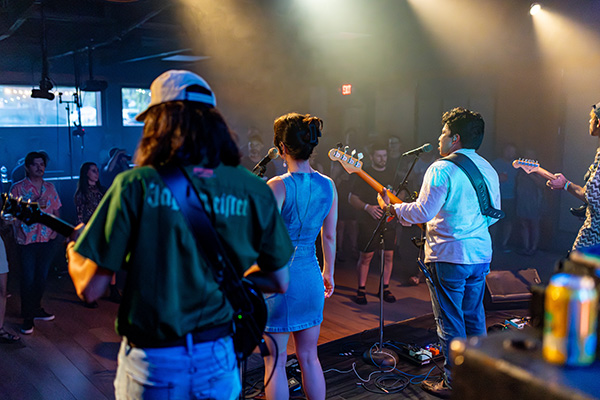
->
xmin=329 ymin=146 xmax=422 ymax=229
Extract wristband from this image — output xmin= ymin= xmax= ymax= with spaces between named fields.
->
xmin=363 ymin=204 xmax=369 ymax=211
xmin=564 ymin=181 xmax=571 ymax=191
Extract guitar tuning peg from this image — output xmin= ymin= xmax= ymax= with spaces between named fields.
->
xmin=351 ymin=149 xmax=356 ymax=157
xmin=336 ymin=142 xmax=343 ymax=149
xmin=344 ymin=146 xmax=350 ymax=154
xmin=357 ymin=153 xmax=364 ymax=161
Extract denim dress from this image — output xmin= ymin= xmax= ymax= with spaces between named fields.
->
xmin=265 ymin=171 xmax=334 ymax=332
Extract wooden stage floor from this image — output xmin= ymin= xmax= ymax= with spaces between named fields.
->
xmin=0 ymin=240 xmax=561 ymax=400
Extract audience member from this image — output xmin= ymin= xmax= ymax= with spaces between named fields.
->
xmin=100 ymin=147 xmax=131 ymax=187
xmin=349 ymin=139 xmax=397 ymax=305
xmin=0 ymin=217 xmax=19 ymax=343
xmin=491 ymin=143 xmax=518 ymax=251
xmin=10 ymin=151 xmax=61 ymax=335
xmin=240 ymin=131 xmax=276 ymax=179
xmin=515 ymin=149 xmax=545 ymax=256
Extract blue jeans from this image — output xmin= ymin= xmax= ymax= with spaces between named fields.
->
xmin=425 ymin=262 xmax=489 ymax=386
xmin=114 ymin=335 xmax=241 ymax=400
xmin=19 ymin=241 xmax=55 ymax=318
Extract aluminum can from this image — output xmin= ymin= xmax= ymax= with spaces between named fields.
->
xmin=543 ymin=273 xmax=598 ymax=366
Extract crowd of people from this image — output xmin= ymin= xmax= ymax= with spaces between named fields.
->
xmin=1 ymin=68 xmax=597 ymax=400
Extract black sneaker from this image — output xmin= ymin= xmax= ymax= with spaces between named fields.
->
xmin=33 ymin=309 xmax=55 ymax=321
xmin=21 ymin=319 xmax=34 ymax=335
xmin=420 ymin=377 xmax=451 ymax=399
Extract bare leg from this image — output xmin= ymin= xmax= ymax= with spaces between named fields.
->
xmin=383 ymin=250 xmax=394 ymax=285
xmin=357 ymin=252 xmax=374 ymax=287
xmin=293 ymin=325 xmax=325 ymax=400
xmin=263 ymin=332 xmax=291 ymax=400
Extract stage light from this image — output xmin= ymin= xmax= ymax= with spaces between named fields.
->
xmin=530 ymin=3 xmax=542 ymax=16
xmin=31 ymin=76 xmax=55 ymax=101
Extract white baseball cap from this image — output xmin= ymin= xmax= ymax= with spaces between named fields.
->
xmin=135 ymin=70 xmax=217 ymax=121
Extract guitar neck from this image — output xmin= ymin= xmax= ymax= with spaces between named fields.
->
xmin=34 ymin=213 xmax=75 ymax=237
xmin=356 ymin=170 xmax=403 ymax=204
xmin=531 ymin=167 xmax=556 ymax=181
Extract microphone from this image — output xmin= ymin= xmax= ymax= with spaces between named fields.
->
xmin=252 ymin=147 xmax=279 ymax=175
xmin=402 ymin=143 xmax=432 ymax=157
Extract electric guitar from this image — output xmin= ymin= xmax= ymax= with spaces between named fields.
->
xmin=1 ymin=193 xmax=266 ymax=360
xmin=1 ymin=193 xmax=74 ymax=236
xmin=511 ymin=158 xmax=557 ymax=180
xmin=328 ymin=147 xmax=423 ymax=229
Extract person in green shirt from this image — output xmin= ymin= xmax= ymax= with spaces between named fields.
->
xmin=67 ymin=70 xmax=292 ymax=400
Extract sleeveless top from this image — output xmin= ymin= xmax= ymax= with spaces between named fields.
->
xmin=264 ymin=170 xmax=335 ymax=332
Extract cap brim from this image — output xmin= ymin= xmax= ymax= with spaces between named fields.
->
xmin=135 ymin=108 xmax=150 ymax=122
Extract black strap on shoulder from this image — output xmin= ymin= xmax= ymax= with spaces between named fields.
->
xmin=157 ymin=164 xmax=227 ymax=283
xmin=442 ymin=153 xmax=505 ymax=220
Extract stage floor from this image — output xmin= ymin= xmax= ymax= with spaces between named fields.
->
xmin=0 ymin=239 xmax=561 ymax=399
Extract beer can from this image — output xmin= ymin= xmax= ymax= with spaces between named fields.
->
xmin=543 ymin=273 xmax=598 ymax=366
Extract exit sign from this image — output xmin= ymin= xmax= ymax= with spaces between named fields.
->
xmin=341 ymin=84 xmax=352 ymax=95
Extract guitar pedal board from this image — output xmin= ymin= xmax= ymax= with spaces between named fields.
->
xmin=397 ymin=343 xmax=442 ymax=366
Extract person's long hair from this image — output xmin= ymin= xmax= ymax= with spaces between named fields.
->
xmin=134 ymin=101 xmax=241 ymax=168
xmin=74 ymin=162 xmax=105 ymax=197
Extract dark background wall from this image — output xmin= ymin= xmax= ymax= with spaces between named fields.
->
xmin=1 ymin=0 xmax=600 ymax=251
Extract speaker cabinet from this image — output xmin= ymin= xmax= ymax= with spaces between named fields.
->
xmin=484 ymin=268 xmax=541 ymax=309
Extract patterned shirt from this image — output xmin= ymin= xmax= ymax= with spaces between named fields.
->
xmin=74 ymin=185 xmax=106 ymax=224
xmin=573 ymin=147 xmax=600 ymax=250
xmin=10 ymin=178 xmax=62 ymax=245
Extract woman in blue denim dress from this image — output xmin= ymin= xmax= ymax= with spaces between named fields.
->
xmin=263 ymin=113 xmax=337 ymax=400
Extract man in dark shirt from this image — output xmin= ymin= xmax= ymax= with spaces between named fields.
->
xmin=348 ymin=140 xmax=397 ymax=304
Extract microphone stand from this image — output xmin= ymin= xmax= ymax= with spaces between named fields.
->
xmin=252 ymin=164 xmax=266 ymax=178
xmin=361 ymin=200 xmax=398 ymax=367
xmin=361 ymin=153 xmax=424 ymax=367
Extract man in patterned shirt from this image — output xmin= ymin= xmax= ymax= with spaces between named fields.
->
xmin=547 ymin=101 xmax=600 ymax=250
xmin=10 ymin=151 xmax=62 ymax=334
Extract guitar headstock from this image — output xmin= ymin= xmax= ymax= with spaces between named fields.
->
xmin=512 ymin=158 xmax=540 ymax=174
xmin=328 ymin=146 xmax=364 ymax=174
xmin=1 ymin=193 xmax=43 ymax=226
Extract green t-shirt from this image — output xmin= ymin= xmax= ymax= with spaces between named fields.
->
xmin=74 ymin=164 xmax=293 ymax=343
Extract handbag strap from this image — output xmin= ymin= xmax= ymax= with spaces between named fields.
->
xmin=442 ymin=152 xmax=505 ymax=220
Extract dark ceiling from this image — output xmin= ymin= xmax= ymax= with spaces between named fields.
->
xmin=0 ymin=0 xmax=189 ymax=82
xmin=1 ymin=0 xmax=600 ymax=89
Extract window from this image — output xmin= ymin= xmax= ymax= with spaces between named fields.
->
xmin=0 ymin=85 xmax=101 ymax=127
xmin=122 ymin=88 xmax=151 ymax=126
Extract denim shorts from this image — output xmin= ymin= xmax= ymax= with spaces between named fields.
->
xmin=114 ymin=335 xmax=240 ymax=400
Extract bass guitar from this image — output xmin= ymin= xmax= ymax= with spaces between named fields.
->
xmin=328 ymin=147 xmax=423 ymax=229
xmin=0 ymin=193 xmax=267 ymax=360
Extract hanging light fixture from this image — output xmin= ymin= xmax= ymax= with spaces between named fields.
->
xmin=31 ymin=0 xmax=55 ymax=101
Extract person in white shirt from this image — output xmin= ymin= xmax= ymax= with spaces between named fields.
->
xmin=379 ymin=107 xmax=501 ymax=399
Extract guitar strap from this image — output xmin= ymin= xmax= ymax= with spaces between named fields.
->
xmin=157 ymin=164 xmax=265 ymax=360
xmin=442 ymin=153 xmax=505 ymax=220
